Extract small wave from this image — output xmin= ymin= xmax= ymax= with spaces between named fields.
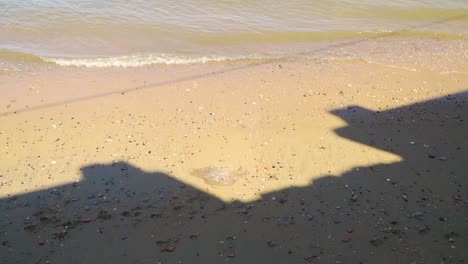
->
xmin=41 ymin=54 xmax=265 ymax=68
xmin=0 ymin=49 xmax=44 ymax=63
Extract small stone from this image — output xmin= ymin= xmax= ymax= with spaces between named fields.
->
xmin=267 ymin=240 xmax=277 ymax=247
xmin=418 ymin=225 xmax=431 ymax=234
xmin=370 ymin=238 xmax=383 ymax=247
xmin=445 ymin=232 xmax=458 ymax=243
xmin=304 ymin=256 xmax=318 ymax=262
xmin=161 ymin=246 xmax=176 ymax=253
xmin=342 ymin=233 xmax=352 ymax=242
xmin=97 ymin=210 xmax=112 ymax=220
xmin=411 ymin=212 xmax=423 ymax=218
xmin=24 ymin=225 xmax=36 ymax=232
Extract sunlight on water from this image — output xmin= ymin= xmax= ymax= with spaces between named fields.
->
xmin=1 ymin=0 xmax=467 ymax=65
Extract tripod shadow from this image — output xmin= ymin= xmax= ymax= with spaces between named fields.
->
xmin=1 ymin=92 xmax=467 ymax=264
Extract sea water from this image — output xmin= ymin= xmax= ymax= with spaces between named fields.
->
xmin=1 ymin=0 xmax=467 ymax=67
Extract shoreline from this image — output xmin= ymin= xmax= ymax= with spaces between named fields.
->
xmin=2 ymin=36 xmax=468 ymax=70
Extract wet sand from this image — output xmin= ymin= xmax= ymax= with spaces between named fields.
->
xmin=1 ymin=39 xmax=467 ymax=263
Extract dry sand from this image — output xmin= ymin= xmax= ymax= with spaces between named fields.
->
xmin=1 ymin=38 xmax=467 ymax=263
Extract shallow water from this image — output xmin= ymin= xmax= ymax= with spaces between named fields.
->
xmin=1 ymin=0 xmax=467 ymax=67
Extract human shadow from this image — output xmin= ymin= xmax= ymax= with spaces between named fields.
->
xmin=1 ymin=92 xmax=467 ymax=264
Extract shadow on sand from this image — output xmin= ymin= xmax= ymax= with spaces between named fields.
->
xmin=1 ymin=92 xmax=467 ymax=264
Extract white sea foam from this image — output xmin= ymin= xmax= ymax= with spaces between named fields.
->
xmin=41 ymin=54 xmax=261 ymax=68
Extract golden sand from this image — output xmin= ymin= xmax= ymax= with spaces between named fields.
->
xmin=1 ymin=55 xmax=466 ymax=201
xmin=0 ymin=39 xmax=467 ymax=263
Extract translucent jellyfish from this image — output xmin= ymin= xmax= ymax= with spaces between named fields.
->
xmin=191 ymin=166 xmax=245 ymax=186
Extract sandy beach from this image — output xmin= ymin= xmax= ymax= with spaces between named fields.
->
xmin=1 ymin=37 xmax=468 ymax=263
